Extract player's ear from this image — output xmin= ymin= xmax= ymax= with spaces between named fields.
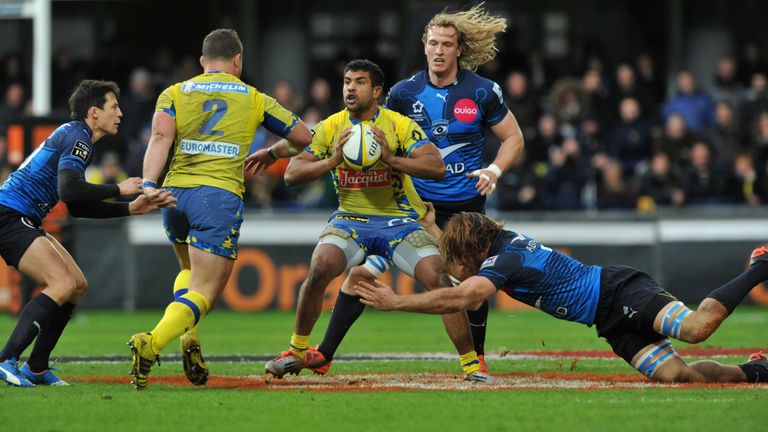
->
xmin=372 ymin=85 xmax=383 ymax=99
xmin=199 ymin=56 xmax=205 ymax=68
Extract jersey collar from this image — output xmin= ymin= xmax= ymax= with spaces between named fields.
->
xmin=348 ymin=106 xmax=380 ymax=125
xmin=75 ymin=119 xmax=93 ymax=138
xmin=425 ymin=69 xmax=465 ymax=89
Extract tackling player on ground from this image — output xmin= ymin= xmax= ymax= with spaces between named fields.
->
xmin=385 ymin=4 xmax=524 ymax=374
xmin=0 ymin=80 xmax=157 ymax=387
xmin=250 ymin=59 xmax=487 ymax=382
xmin=356 ymin=205 xmax=768 ymax=383
xmin=128 ymin=28 xmax=312 ymax=390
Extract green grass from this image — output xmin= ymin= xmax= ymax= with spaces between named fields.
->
xmin=1 ymin=308 xmax=767 ymax=431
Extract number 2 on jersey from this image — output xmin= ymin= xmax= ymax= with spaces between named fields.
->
xmin=199 ymin=99 xmax=228 ymax=136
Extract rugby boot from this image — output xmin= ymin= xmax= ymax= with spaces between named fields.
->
xmin=0 ymin=357 xmax=34 ymax=387
xmin=749 ymin=246 xmax=768 ymax=266
xmin=305 ymin=347 xmax=332 ymax=375
xmin=265 ymin=350 xmax=305 ymax=378
xmin=740 ymin=351 xmax=768 ymax=382
xmin=180 ymin=332 xmax=209 ymax=386
xmin=128 ymin=332 xmax=160 ymax=390
xmin=20 ymin=363 xmax=68 ymax=386
xmin=464 ymin=369 xmax=492 ymax=383
xmin=478 ymin=354 xmax=489 ymax=374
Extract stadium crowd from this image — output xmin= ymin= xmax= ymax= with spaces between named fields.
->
xmin=2 ymin=41 xmax=768 ymax=212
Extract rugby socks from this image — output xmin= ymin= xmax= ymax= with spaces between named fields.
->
xmin=706 ymin=262 xmax=768 ymax=313
xmin=26 ymin=302 xmax=76 ymax=372
xmin=289 ymin=334 xmax=310 ymax=360
xmin=150 ymin=291 xmax=210 ymax=353
xmin=466 ymin=300 xmax=489 ymax=356
xmin=317 ymin=291 xmax=365 ymax=360
xmin=460 ymin=350 xmax=482 ymax=375
xmin=173 ymin=270 xmax=200 ymax=338
xmin=0 ymin=293 xmax=59 ymax=362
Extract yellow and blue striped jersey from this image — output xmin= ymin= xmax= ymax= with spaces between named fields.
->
xmin=156 ymin=71 xmax=298 ymax=197
xmin=307 ymin=107 xmax=431 ymax=219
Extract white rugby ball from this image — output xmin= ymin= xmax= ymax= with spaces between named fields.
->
xmin=342 ymin=124 xmax=381 ymax=171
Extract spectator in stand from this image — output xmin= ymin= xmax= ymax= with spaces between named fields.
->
xmin=656 ymin=113 xmax=697 ymax=166
xmin=663 ymin=70 xmax=715 ymax=133
xmin=637 ymin=152 xmax=685 ymax=209
xmin=704 ymin=101 xmax=744 ymax=169
xmin=608 ymin=63 xmax=654 ymax=127
xmin=711 ymin=55 xmax=746 ymax=119
xmin=51 ymin=48 xmax=82 ymax=113
xmin=749 ymin=111 xmax=768 ymax=165
xmin=496 ymin=150 xmax=545 ymax=211
xmin=725 ymin=152 xmax=761 ymax=206
xmin=581 ymin=68 xmax=611 ymax=129
xmin=549 ymin=78 xmax=585 ymax=134
xmin=120 ymin=68 xmax=156 ymax=142
xmin=596 ymin=158 xmax=637 ymax=210
xmin=742 ymin=73 xmax=768 ymax=132
xmin=635 ymin=53 xmax=664 ymax=110
xmin=528 ymin=113 xmax=562 ymax=163
xmin=504 ymin=71 xmax=541 ymax=141
xmin=272 ymin=80 xmax=299 ymax=113
xmin=0 ymin=83 xmax=29 ymax=136
xmin=608 ymin=97 xmax=652 ymax=175
xmin=737 ymin=41 xmax=768 ymax=87
xmin=681 ymin=141 xmax=729 ymax=205
xmin=303 ymin=78 xmax=335 ymax=119
xmin=544 ymin=136 xmax=587 ymax=210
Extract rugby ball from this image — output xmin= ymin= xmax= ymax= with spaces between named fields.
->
xmin=342 ymin=124 xmax=381 ymax=171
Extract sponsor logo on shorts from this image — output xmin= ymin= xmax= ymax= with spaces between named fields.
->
xmin=181 ymin=81 xmax=248 ymax=94
xmin=338 ymin=168 xmax=390 ymax=189
xmin=480 ymin=255 xmax=498 ymax=270
xmin=70 ymin=140 xmax=91 ymax=162
xmin=20 ymin=217 xmax=35 ymax=229
xmin=453 ymin=98 xmax=479 ymax=123
xmin=335 ymin=214 xmax=369 ymax=223
xmin=179 ymin=139 xmax=240 ymax=158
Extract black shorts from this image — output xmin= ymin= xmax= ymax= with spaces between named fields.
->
xmin=594 ymin=265 xmax=679 ymax=364
xmin=431 ymin=195 xmax=486 ymax=229
xmin=0 ymin=204 xmax=46 ymax=268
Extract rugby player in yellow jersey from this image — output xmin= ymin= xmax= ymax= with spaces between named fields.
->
xmin=250 ymin=59 xmax=487 ymax=382
xmin=128 ymin=28 xmax=312 ymax=390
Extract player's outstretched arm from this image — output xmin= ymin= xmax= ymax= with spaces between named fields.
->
xmin=467 ymin=111 xmax=524 ymax=196
xmin=245 ymin=120 xmax=313 ymax=175
xmin=142 ymin=111 xmax=177 ymax=208
xmin=355 ymin=276 xmax=496 ymax=314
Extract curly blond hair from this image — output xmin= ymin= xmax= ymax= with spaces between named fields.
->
xmin=440 ymin=212 xmax=504 ymax=277
xmin=422 ymin=4 xmax=507 ymax=71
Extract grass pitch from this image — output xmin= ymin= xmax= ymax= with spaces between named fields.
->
xmin=1 ymin=308 xmax=766 ymax=431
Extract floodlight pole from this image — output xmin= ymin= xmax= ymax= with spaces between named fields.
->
xmin=25 ymin=0 xmax=51 ymax=116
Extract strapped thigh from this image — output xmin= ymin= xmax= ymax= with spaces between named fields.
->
xmin=318 ymin=225 xmax=365 ymax=272
xmin=391 ymin=229 xmax=439 ymax=277
xmin=659 ymin=301 xmax=693 ymax=340
xmin=632 ymin=339 xmax=679 ymax=379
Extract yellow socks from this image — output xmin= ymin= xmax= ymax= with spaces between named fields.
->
xmin=172 ymin=270 xmax=199 ymax=337
xmin=460 ymin=350 xmax=482 ymax=375
xmin=290 ymin=333 xmax=309 ymax=360
xmin=150 ymin=291 xmax=210 ymax=353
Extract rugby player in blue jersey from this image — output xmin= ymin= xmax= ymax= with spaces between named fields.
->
xmin=0 ymin=80 xmax=159 ymax=387
xmin=385 ymin=5 xmax=525 ymax=373
xmin=356 ymin=205 xmax=768 ymax=383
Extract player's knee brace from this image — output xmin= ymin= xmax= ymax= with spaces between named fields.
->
xmin=633 ymin=339 xmax=677 ymax=379
xmin=659 ymin=301 xmax=692 ymax=340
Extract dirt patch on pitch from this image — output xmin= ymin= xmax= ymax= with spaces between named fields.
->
xmin=73 ymin=372 xmax=767 ymax=392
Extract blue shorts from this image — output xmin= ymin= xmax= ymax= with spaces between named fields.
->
xmin=161 ymin=186 xmax=243 ymax=259
xmin=324 ymin=212 xmax=424 ymax=261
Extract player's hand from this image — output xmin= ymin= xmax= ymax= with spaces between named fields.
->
xmin=466 ymin=168 xmax=499 ymax=196
xmin=369 ymin=125 xmax=393 ymax=164
xmin=420 ymin=202 xmax=437 ymax=230
xmin=330 ymin=127 xmax=352 ymax=168
xmin=354 ymin=279 xmax=398 ymax=311
xmin=245 ymin=148 xmax=277 ymax=176
xmin=118 ymin=177 xmax=143 ymax=196
xmin=128 ymin=194 xmax=160 ymax=215
xmin=142 ymin=186 xmax=177 ymax=208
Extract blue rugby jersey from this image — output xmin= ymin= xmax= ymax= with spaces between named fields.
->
xmin=0 ymin=120 xmax=94 ymax=222
xmin=478 ymin=230 xmax=602 ymax=326
xmin=385 ymin=69 xmax=509 ymax=202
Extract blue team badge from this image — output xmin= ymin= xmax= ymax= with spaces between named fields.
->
xmin=480 ymin=255 xmax=498 ymax=270
xmin=431 ymin=119 xmax=449 ymax=142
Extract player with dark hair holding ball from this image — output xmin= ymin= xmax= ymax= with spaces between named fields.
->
xmin=356 ymin=206 xmax=768 ymax=383
xmin=250 ymin=59 xmax=488 ymax=382
xmin=0 ymin=79 xmax=157 ymax=387
xmin=385 ymin=4 xmax=525 ymax=375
